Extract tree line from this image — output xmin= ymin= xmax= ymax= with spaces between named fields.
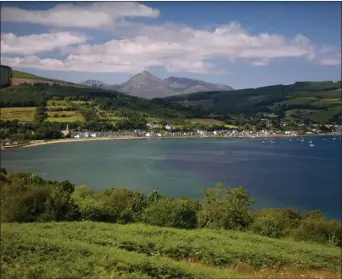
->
xmin=1 ymin=170 xmax=340 ymax=247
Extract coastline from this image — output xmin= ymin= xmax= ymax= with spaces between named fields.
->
xmin=3 ymin=132 xmax=339 ymax=150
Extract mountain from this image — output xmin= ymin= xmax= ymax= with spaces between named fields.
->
xmin=118 ymin=71 xmax=171 ymax=99
xmin=82 ymin=71 xmax=233 ymax=99
xmin=166 ymin=76 xmax=233 ymax=93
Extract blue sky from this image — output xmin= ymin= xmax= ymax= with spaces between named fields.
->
xmin=1 ymin=1 xmax=341 ymax=89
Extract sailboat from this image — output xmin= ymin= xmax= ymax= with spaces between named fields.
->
xmin=309 ymin=140 xmax=314 ymax=147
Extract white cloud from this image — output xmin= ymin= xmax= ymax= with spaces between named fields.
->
xmin=319 ymin=54 xmax=341 ymax=66
xmin=1 ymin=3 xmax=159 ymax=29
xmin=1 ymin=21 xmax=318 ymax=74
xmin=1 ymin=32 xmax=88 ymax=55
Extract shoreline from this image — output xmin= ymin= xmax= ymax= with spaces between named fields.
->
xmin=3 ymin=132 xmax=340 ymax=150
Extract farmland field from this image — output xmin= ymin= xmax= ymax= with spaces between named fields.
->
xmin=2 ymin=222 xmax=340 ymax=279
xmin=0 ymin=107 xmax=36 ymax=122
xmin=189 ymin=118 xmax=228 ymax=126
xmin=47 ymin=111 xmax=77 ymax=117
xmin=45 ymin=114 xmax=84 ymax=122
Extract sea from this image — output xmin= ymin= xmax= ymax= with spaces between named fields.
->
xmin=1 ymin=135 xmax=341 ymax=219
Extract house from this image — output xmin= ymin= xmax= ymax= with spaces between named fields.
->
xmin=165 ymin=125 xmax=172 ymax=130
xmin=91 ymin=133 xmax=97 ymax=138
xmin=73 ymin=134 xmax=80 ymax=138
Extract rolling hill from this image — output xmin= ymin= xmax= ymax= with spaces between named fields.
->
xmin=162 ymin=81 xmax=342 ymax=124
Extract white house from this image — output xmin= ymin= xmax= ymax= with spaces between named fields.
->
xmin=73 ymin=134 xmax=80 ymax=138
xmin=91 ymin=133 xmax=97 ymax=138
xmin=165 ymin=125 xmax=172 ymax=130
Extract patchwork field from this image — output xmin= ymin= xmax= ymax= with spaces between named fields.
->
xmin=2 ymin=222 xmax=340 ymax=279
xmin=189 ymin=118 xmax=228 ymax=126
xmin=45 ymin=115 xmax=84 ymax=123
xmin=0 ymin=107 xmax=36 ymax=122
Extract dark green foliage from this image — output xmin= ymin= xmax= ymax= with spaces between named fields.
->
xmin=198 ymin=182 xmax=255 ymax=230
xmin=291 ymin=219 xmax=342 ymax=246
xmin=0 ymin=170 xmax=340 ymax=247
xmin=250 ymin=215 xmax=283 ymax=238
xmin=0 ymin=172 xmax=76 ymax=222
xmin=142 ymin=198 xmax=197 ymax=229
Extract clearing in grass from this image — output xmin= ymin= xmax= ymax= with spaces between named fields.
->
xmin=0 ymin=107 xmax=36 ymax=122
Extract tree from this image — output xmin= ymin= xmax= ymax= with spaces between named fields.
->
xmin=198 ymin=182 xmax=256 ymax=229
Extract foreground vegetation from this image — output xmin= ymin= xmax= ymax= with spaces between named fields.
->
xmin=1 ymin=169 xmax=341 ymax=278
xmin=2 ymin=221 xmax=341 ymax=279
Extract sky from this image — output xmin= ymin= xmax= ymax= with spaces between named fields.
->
xmin=1 ymin=1 xmax=341 ymax=89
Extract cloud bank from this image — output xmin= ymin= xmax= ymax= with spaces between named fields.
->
xmin=1 ymin=2 xmax=340 ymax=74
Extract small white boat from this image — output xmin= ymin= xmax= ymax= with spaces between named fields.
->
xmin=289 ymin=139 xmax=292 ymax=142
xmin=309 ymin=143 xmax=314 ymax=147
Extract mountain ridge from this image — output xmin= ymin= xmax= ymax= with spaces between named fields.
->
xmin=82 ymin=71 xmax=233 ymax=99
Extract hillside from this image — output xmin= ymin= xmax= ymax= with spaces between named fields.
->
xmin=2 ymin=221 xmax=341 ymax=279
xmin=82 ymin=71 xmax=233 ymax=98
xmin=162 ymin=81 xmax=342 ymax=124
xmin=11 ymin=70 xmax=85 ymax=88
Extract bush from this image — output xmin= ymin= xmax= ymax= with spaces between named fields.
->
xmin=142 ymin=198 xmax=197 ymax=229
xmin=250 ymin=215 xmax=283 ymax=238
xmin=291 ymin=218 xmax=342 ymax=246
xmin=198 ymin=183 xmax=255 ymax=230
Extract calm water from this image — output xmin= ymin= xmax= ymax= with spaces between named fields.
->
xmin=2 ymin=136 xmax=341 ymax=219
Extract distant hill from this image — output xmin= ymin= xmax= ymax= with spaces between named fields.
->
xmin=162 ymin=81 xmax=342 ymax=124
xmin=82 ymin=71 xmax=233 ymax=98
xmin=11 ymin=70 xmax=85 ymax=88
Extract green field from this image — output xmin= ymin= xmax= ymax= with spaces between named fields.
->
xmin=0 ymin=107 xmax=36 ymax=122
xmin=45 ymin=115 xmax=84 ymax=123
xmin=2 ymin=222 xmax=340 ymax=279
xmin=189 ymin=118 xmax=227 ymax=126
xmin=47 ymin=111 xmax=77 ymax=117
xmin=12 ymin=70 xmax=80 ymax=86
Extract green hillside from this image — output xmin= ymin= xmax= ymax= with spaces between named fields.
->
xmin=12 ymin=70 xmax=82 ymax=86
xmin=3 ymin=221 xmax=341 ymax=279
xmin=162 ymin=81 xmax=342 ymax=124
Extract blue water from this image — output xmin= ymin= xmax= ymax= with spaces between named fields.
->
xmin=1 ymin=135 xmax=341 ymax=219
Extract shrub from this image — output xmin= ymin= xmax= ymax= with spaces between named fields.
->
xmin=142 ymin=198 xmax=197 ymax=229
xmin=250 ymin=215 xmax=283 ymax=238
xmin=198 ymin=182 xmax=255 ymax=230
xmin=291 ymin=218 xmax=342 ymax=246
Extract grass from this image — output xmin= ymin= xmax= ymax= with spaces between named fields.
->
xmin=0 ymin=107 xmax=36 ymax=122
xmin=276 ymin=97 xmax=316 ymax=106
xmin=308 ymin=107 xmax=341 ymax=123
xmin=12 ymin=70 xmax=80 ymax=86
xmin=47 ymin=111 xmax=77 ymax=117
xmin=71 ymin=100 xmax=86 ymax=105
xmin=189 ymin=118 xmax=227 ymax=126
xmin=2 ymin=222 xmax=340 ymax=279
xmin=45 ymin=115 xmax=84 ymax=123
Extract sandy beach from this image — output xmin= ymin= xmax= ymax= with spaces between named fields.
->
xmin=13 ymin=132 xmax=340 ymax=149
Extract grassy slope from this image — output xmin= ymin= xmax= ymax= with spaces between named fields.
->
xmin=2 ymin=222 xmax=340 ymax=279
xmin=12 ymin=70 xmax=81 ymax=86
xmin=0 ymin=107 xmax=36 ymax=122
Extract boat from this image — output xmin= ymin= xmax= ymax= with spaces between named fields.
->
xmin=309 ymin=140 xmax=312 ymax=144
xmin=309 ymin=143 xmax=314 ymax=147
